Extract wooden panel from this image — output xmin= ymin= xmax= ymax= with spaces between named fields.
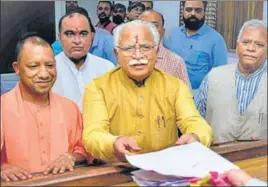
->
xmin=1 ymin=140 xmax=267 ymax=186
xmin=211 ymin=140 xmax=268 ymax=162
xmin=1 ymin=164 xmax=136 ymax=186
xmin=216 ymin=1 xmax=263 ymax=50
xmin=236 ymin=156 xmax=267 ymax=181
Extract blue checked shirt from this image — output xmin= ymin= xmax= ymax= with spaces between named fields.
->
xmin=195 ymin=61 xmax=267 ymax=117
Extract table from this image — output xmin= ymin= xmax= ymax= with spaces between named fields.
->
xmin=1 ymin=140 xmax=267 ymax=186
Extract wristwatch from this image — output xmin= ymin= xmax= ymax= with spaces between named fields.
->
xmin=63 ymin=153 xmax=76 ymax=166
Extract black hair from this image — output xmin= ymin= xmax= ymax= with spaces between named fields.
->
xmin=97 ymin=1 xmax=113 ymax=9
xmin=141 ymin=1 xmax=154 ymax=9
xmin=15 ymin=32 xmax=51 ymax=61
xmin=113 ymin=3 xmax=126 ymax=12
xmin=58 ymin=7 xmax=95 ymax=33
xmin=182 ymin=1 xmax=208 ymax=11
xmin=128 ymin=1 xmax=146 ymax=12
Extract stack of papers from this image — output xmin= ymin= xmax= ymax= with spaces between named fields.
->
xmin=126 ymin=142 xmax=239 ymax=186
xmin=131 ymin=170 xmax=198 ymax=186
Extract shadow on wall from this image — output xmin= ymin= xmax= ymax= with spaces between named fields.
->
xmin=0 ymin=1 xmax=55 ymax=74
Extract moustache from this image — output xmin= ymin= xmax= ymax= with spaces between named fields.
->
xmin=187 ymin=15 xmax=198 ymax=21
xmin=128 ymin=59 xmax=148 ymax=66
xmin=99 ymin=12 xmax=107 ymax=17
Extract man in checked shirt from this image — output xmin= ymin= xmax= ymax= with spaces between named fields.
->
xmin=139 ymin=10 xmax=191 ymax=90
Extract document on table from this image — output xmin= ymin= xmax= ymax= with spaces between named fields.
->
xmin=126 ymin=142 xmax=239 ymax=178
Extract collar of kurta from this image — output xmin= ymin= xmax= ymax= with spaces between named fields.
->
xmin=14 ymin=82 xmax=54 ymax=110
xmin=236 ymin=60 xmax=267 ymax=79
xmin=62 ymin=52 xmax=89 ymax=72
xmin=118 ymin=68 xmax=156 ymax=88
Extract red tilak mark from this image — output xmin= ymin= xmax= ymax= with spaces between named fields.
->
xmin=135 ymin=34 xmax=139 ymax=44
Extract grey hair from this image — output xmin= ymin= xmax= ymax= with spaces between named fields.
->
xmin=237 ymin=19 xmax=267 ymax=42
xmin=113 ymin=20 xmax=160 ymax=47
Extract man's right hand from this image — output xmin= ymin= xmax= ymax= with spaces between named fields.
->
xmin=113 ymin=136 xmax=141 ymax=162
xmin=1 ymin=164 xmax=32 ymax=182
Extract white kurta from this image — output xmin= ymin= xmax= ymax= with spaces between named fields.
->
xmin=52 ymin=52 xmax=115 ymax=111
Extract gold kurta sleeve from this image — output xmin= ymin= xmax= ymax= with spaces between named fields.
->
xmin=82 ymin=81 xmax=118 ymax=161
xmin=175 ymin=79 xmax=213 ymax=147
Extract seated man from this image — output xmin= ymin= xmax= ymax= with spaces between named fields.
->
xmin=139 ymin=10 xmax=191 ymax=89
xmin=52 ymin=7 xmax=117 ymax=66
xmin=1 ymin=33 xmax=92 ymax=182
xmin=82 ymin=20 xmax=212 ymax=162
xmin=195 ymin=19 xmax=267 ymax=144
xmin=52 ymin=8 xmax=115 ymax=110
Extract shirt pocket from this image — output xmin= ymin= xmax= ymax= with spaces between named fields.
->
xmin=153 ymin=112 xmax=177 ymax=150
xmin=187 ymin=50 xmax=210 ymax=71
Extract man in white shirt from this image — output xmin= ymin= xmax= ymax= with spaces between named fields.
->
xmin=53 ymin=7 xmax=114 ymax=110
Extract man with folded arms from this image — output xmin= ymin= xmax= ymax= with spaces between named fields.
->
xmin=1 ymin=33 xmax=92 ymax=182
xmin=82 ymin=20 xmax=212 ymax=162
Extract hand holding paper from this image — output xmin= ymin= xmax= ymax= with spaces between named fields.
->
xmin=175 ymin=133 xmax=200 ymax=146
xmin=113 ymin=136 xmax=141 ymax=162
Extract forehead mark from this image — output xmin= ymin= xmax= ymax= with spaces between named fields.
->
xmin=135 ymin=34 xmax=139 ymax=44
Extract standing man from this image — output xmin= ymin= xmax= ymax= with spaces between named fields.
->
xmin=82 ymin=20 xmax=212 ymax=162
xmin=112 ymin=3 xmax=126 ymax=25
xmin=65 ymin=1 xmax=78 ymax=12
xmin=52 ymin=7 xmax=117 ymax=65
xmin=195 ymin=19 xmax=267 ymax=144
xmin=139 ymin=10 xmax=191 ymax=88
xmin=52 ymin=8 xmax=114 ymax=111
xmin=165 ymin=1 xmax=227 ymax=89
xmin=140 ymin=1 xmax=153 ymax=10
xmin=96 ymin=1 xmax=116 ymax=34
xmin=127 ymin=1 xmax=145 ymax=22
xmin=1 ymin=33 xmax=92 ymax=182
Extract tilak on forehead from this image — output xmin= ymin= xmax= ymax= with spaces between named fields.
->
xmin=135 ymin=34 xmax=139 ymax=44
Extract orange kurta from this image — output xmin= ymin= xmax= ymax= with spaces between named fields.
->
xmin=1 ymin=83 xmax=92 ymax=173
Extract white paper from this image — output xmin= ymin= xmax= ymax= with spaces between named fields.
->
xmin=126 ymin=142 xmax=239 ymax=178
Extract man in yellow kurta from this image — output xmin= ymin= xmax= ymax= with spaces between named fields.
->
xmin=82 ymin=20 xmax=213 ymax=162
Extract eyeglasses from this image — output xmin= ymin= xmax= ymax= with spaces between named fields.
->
xmin=116 ymin=44 xmax=156 ymax=55
xmin=113 ymin=9 xmax=125 ymax=14
xmin=185 ymin=7 xmax=203 ymax=13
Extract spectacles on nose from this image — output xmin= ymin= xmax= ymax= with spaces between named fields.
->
xmin=116 ymin=44 xmax=156 ymax=56
xmin=113 ymin=9 xmax=125 ymax=14
xmin=185 ymin=7 xmax=203 ymax=13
